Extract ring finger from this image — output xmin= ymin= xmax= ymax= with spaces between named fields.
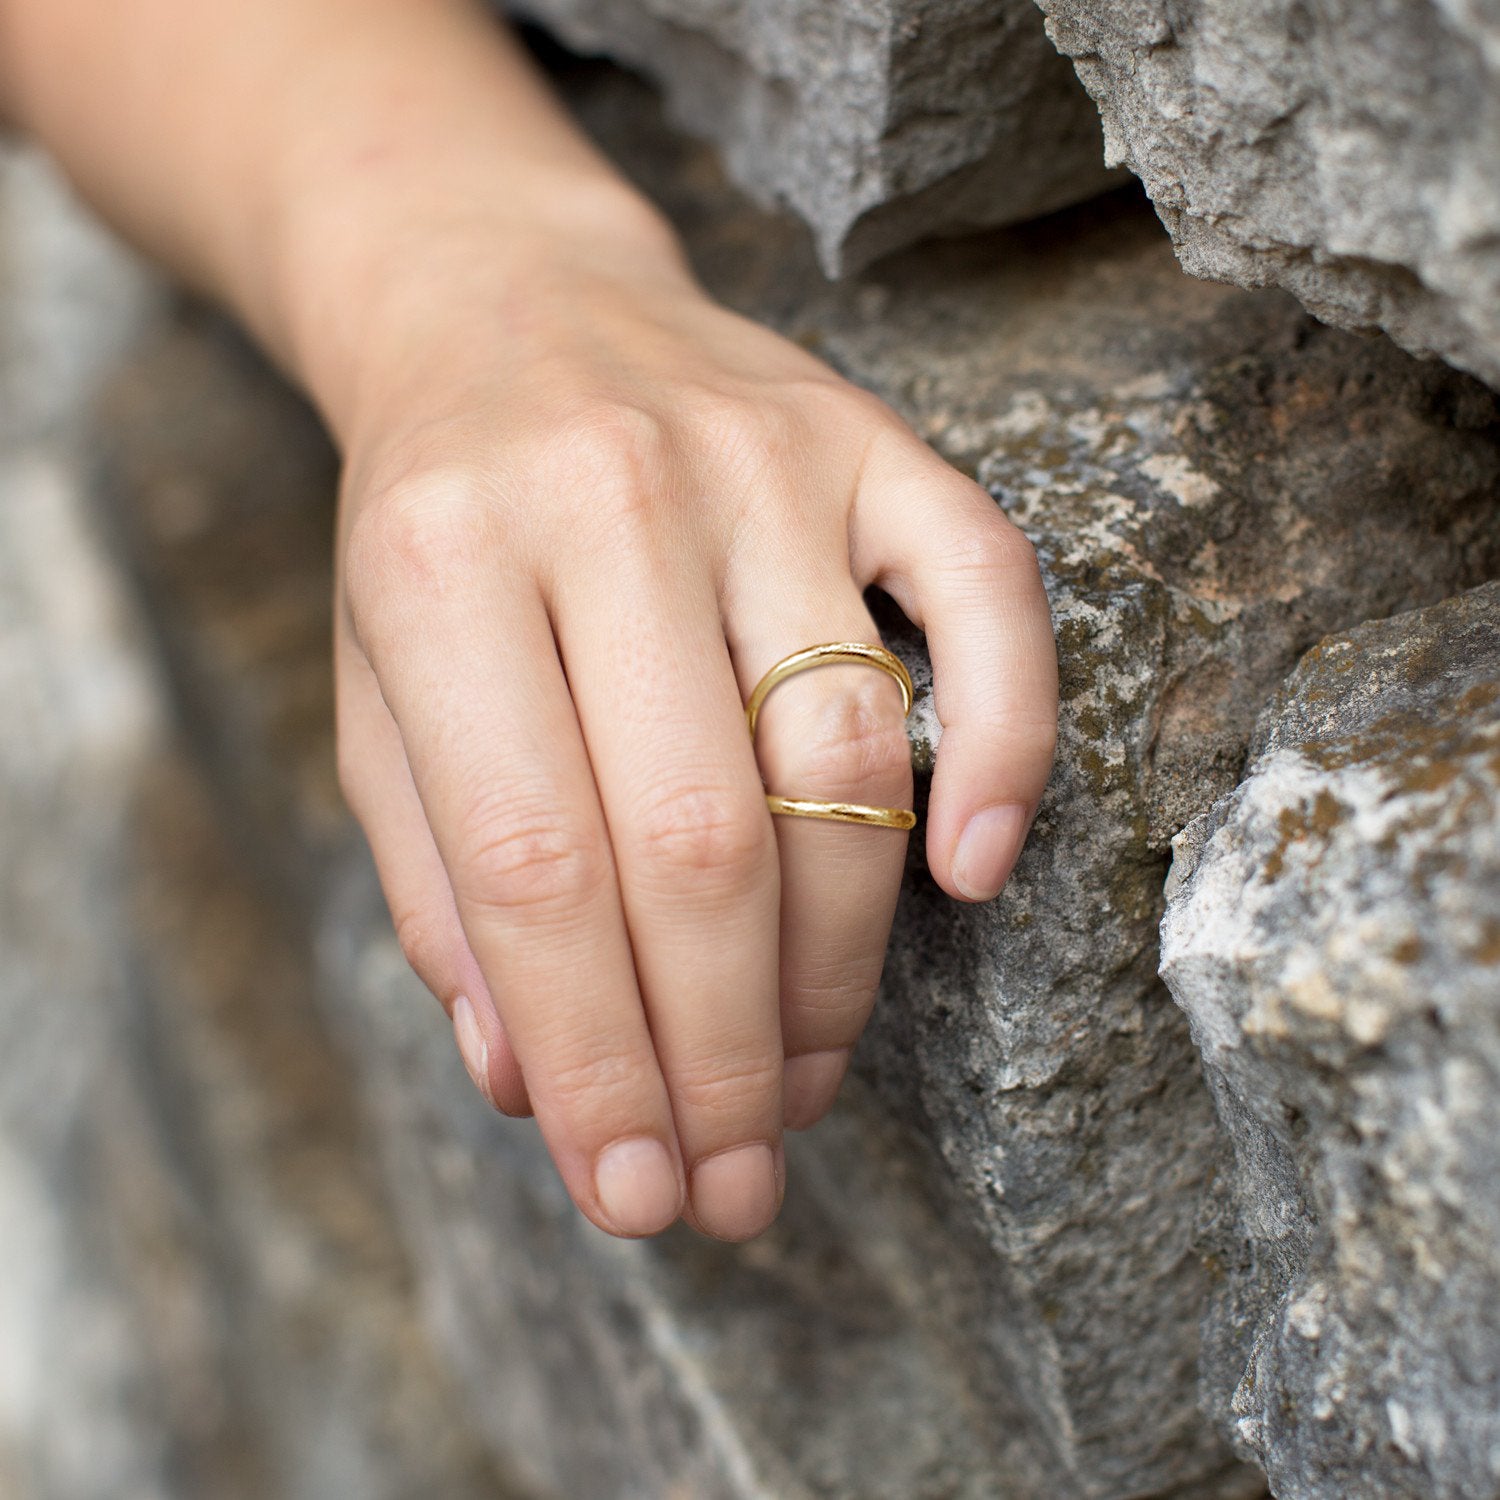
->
xmin=722 ymin=523 xmax=913 ymax=1132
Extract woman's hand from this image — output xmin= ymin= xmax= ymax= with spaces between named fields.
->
xmin=330 ymin=226 xmax=1057 ymax=1242
xmin=2 ymin=0 xmax=1057 ymax=1242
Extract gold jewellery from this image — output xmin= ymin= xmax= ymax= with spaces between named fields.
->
xmin=744 ymin=641 xmax=918 ymax=830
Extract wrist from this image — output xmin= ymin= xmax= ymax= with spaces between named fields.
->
xmin=271 ymin=159 xmax=692 ymax=446
xmin=191 ymin=0 xmax=695 ymax=445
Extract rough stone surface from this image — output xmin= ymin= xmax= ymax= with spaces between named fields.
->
xmin=503 ymin=1 xmax=1121 ymax=273
xmin=90 ymin=60 xmax=1500 ymax=1499
xmin=1161 ymin=584 xmax=1500 ymax=1500
xmin=0 ymin=144 xmax=520 ymax=1500
xmin=1035 ymin=0 xmax=1500 ymax=390
xmin=0 ymin=150 xmax=180 ymax=1498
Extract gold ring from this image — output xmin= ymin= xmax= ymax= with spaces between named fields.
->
xmin=744 ymin=641 xmax=917 ymax=830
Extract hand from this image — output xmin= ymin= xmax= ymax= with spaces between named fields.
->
xmin=4 ymin=0 xmax=1056 ymax=1242
xmin=331 ymin=225 xmax=1058 ymax=1243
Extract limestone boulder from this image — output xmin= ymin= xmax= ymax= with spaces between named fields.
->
xmin=1035 ymin=0 xmax=1500 ymax=389
xmin=1162 ymin=584 xmax=1500 ymax=1500
xmin=503 ymin=0 xmax=1120 ymax=273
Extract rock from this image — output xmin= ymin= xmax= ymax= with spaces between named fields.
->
xmin=1161 ymin=583 xmax=1500 ymax=1500
xmin=0 ymin=145 xmax=162 ymax=446
xmin=0 ymin=137 xmax=208 ymax=1500
xmin=92 ymin=60 xmax=1500 ymax=1498
xmin=1034 ymin=0 xmax=1500 ymax=390
xmin=840 ymin=233 xmax=1500 ymax=1498
xmin=0 ymin=374 xmax=184 ymax=1500
xmin=0 ymin=145 xmax=518 ymax=1500
xmin=503 ymin=1 xmax=1121 ymax=273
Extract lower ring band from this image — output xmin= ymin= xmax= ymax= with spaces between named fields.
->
xmin=765 ymin=794 xmax=918 ymax=830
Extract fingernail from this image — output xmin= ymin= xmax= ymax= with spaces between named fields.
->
xmin=782 ymin=1049 xmax=849 ymax=1131
xmin=594 ymin=1137 xmax=682 ymax=1237
xmin=690 ymin=1143 xmax=778 ymax=1242
xmin=452 ymin=994 xmax=496 ymax=1108
xmin=952 ymin=803 xmax=1029 ymax=900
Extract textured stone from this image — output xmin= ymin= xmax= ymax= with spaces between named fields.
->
xmin=504 ymin=1 xmax=1121 ymax=273
xmin=1161 ymin=583 xmax=1500 ymax=1500
xmin=1 ymin=140 xmax=200 ymax=1500
xmin=1035 ymin=0 xmax=1500 ymax=390
xmin=0 ymin=145 xmax=519 ymax=1500
xmin=92 ymin=59 xmax=1500 ymax=1498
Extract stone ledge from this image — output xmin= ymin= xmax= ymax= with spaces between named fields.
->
xmin=505 ymin=2 xmax=1122 ymax=273
xmin=1036 ymin=0 xmax=1500 ymax=390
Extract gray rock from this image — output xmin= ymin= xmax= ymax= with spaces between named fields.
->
xmin=504 ymin=0 xmax=1121 ymax=273
xmin=92 ymin=63 xmax=1500 ymax=1498
xmin=1035 ymin=0 xmax=1500 ymax=390
xmin=1162 ymin=584 xmax=1500 ymax=1500
xmin=0 ymin=138 xmax=208 ymax=1500
xmin=0 ymin=145 xmax=521 ymax=1500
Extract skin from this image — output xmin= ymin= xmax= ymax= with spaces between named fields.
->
xmin=0 ymin=0 xmax=1058 ymax=1241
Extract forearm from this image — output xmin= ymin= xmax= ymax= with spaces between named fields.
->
xmin=0 ymin=0 xmax=685 ymax=437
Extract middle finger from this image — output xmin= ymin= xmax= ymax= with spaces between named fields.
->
xmin=552 ymin=544 xmax=786 ymax=1243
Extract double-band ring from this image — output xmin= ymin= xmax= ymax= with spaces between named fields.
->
xmin=744 ymin=641 xmax=918 ymax=830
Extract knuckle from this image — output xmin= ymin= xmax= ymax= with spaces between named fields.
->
xmin=769 ymin=373 xmax=867 ymax=422
xmin=542 ymin=400 xmax=678 ymax=551
xmin=632 ymin=786 xmax=773 ymax=885
xmin=1029 ymin=713 xmax=1061 ymax=761
xmin=543 ymin=1046 xmax=648 ymax=1116
xmin=671 ymin=1052 xmax=784 ymax=1121
xmin=455 ymin=810 xmax=611 ymax=918
xmin=945 ymin=513 xmax=1039 ymax=584
xmin=558 ymin=401 xmax=672 ymax=496
xmin=344 ymin=473 xmax=496 ymax=622
xmin=791 ymin=688 xmax=913 ymax=802
xmin=786 ymin=951 xmax=881 ymax=1020
xmin=392 ymin=907 xmax=444 ymax=989
xmin=679 ymin=384 xmax=760 ymax=439
xmin=996 ymin=708 xmax=1061 ymax=761
xmin=681 ymin=386 xmax=794 ymax=470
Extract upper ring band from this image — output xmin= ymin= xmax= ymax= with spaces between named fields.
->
xmin=744 ymin=641 xmax=917 ymax=831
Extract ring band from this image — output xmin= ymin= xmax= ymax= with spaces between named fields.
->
xmin=744 ymin=641 xmax=918 ymax=830
xmin=763 ymin=794 xmax=916 ymax=830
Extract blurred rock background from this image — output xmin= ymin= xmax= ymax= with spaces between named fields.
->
xmin=0 ymin=147 xmax=521 ymax=1500
xmin=2 ymin=10 xmax=1498 ymax=1499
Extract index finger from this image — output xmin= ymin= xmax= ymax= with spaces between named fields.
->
xmin=852 ymin=438 xmax=1058 ymax=901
